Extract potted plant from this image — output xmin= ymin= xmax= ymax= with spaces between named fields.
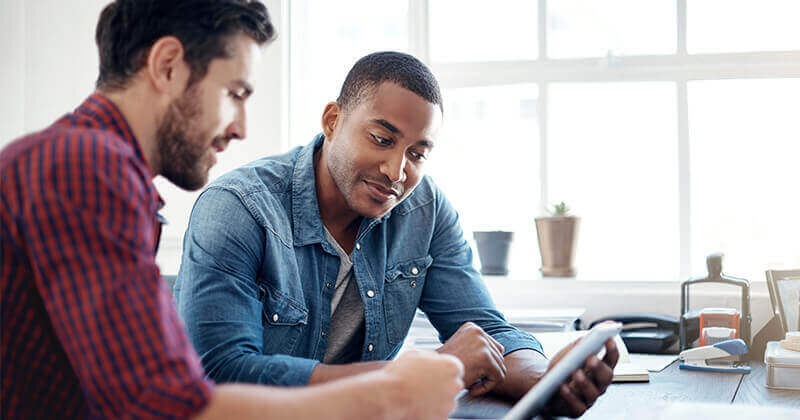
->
xmin=473 ymin=231 xmax=514 ymax=275
xmin=535 ymin=201 xmax=579 ymax=277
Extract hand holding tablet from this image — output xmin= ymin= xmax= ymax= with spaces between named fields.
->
xmin=504 ymin=322 xmax=622 ymax=420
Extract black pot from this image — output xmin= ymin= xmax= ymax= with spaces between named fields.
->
xmin=473 ymin=231 xmax=514 ymax=275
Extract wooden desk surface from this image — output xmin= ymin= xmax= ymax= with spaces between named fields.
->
xmin=454 ymin=361 xmax=800 ymax=419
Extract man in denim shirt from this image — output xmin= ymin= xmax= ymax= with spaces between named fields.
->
xmin=176 ymin=51 xmax=618 ymax=417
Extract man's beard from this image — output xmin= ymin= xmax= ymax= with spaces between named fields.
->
xmin=156 ymin=84 xmax=220 ymax=191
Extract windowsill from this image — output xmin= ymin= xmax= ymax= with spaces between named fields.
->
xmin=481 ymin=272 xmax=768 ymax=292
xmin=480 ymin=272 xmax=772 ymax=332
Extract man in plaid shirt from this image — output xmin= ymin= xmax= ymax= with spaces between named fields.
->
xmin=0 ymin=1 xmax=463 ymax=418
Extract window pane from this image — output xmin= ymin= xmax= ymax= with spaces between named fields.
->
xmin=547 ymin=0 xmax=676 ymax=58
xmin=689 ymin=79 xmax=800 ymax=283
xmin=548 ymin=82 xmax=679 ymax=280
xmin=689 ymin=0 xmax=800 ymax=53
xmin=427 ymin=85 xmax=540 ymax=274
xmin=290 ymin=0 xmax=407 ymax=147
xmin=429 ymin=0 xmax=537 ymax=62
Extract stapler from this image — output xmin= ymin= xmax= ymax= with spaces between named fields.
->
xmin=678 ymin=339 xmax=751 ymax=373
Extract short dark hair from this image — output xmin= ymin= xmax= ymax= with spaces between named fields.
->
xmin=95 ymin=0 xmax=275 ymax=90
xmin=337 ymin=51 xmax=443 ymax=113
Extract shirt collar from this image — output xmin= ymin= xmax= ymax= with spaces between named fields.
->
xmin=74 ymin=93 xmax=166 ymax=209
xmin=291 ymin=134 xmax=396 ymax=247
xmin=291 ymin=134 xmax=327 ymax=246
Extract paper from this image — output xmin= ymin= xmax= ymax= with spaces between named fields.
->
xmin=628 ymin=354 xmax=678 ymax=372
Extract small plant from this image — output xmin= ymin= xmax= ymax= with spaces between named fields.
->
xmin=550 ymin=201 xmax=571 ymax=217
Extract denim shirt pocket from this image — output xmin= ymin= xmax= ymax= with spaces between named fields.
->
xmin=259 ymin=283 xmax=308 ymax=355
xmin=383 ymin=255 xmax=433 ymax=346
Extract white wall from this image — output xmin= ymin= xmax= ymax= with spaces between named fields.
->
xmin=0 ymin=0 xmax=288 ymax=274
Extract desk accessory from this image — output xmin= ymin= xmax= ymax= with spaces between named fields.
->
xmin=766 ymin=270 xmax=800 ymax=333
xmin=679 ymin=338 xmax=751 ymax=373
xmin=679 ymin=254 xmax=751 ymax=352
xmin=590 ymin=313 xmax=679 ymax=354
xmin=765 ymin=338 xmax=800 ymax=390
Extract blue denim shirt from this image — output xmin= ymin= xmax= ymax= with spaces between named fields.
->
xmin=174 ymin=134 xmax=542 ymax=386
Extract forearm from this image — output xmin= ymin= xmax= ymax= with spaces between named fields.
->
xmin=308 ymin=360 xmax=389 ymax=385
xmin=493 ymin=349 xmax=549 ymax=399
xmin=196 ymin=372 xmax=398 ymax=420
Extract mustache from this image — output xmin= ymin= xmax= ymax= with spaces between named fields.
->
xmin=362 ymin=176 xmax=404 ymax=196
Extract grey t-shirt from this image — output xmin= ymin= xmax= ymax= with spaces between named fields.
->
xmin=322 ymin=227 xmax=365 ymax=364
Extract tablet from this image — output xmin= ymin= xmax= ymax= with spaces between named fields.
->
xmin=503 ymin=322 xmax=622 ymax=420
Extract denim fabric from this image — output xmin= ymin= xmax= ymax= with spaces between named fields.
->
xmin=174 ymin=134 xmax=543 ymax=386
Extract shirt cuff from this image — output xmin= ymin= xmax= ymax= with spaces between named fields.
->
xmin=263 ymin=354 xmax=321 ymax=386
xmin=490 ymin=330 xmax=546 ymax=358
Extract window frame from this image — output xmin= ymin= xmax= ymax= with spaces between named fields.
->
xmin=406 ymin=0 xmax=800 ymax=281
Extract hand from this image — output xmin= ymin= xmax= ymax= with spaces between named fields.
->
xmin=543 ymin=337 xmax=619 ymax=418
xmin=436 ymin=322 xmax=507 ymax=396
xmin=383 ymin=349 xmax=464 ymax=420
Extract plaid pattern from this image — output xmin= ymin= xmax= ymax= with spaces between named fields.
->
xmin=1 ymin=94 xmax=213 ymax=418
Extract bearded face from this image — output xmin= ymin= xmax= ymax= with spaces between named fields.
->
xmin=156 ymin=83 xmax=227 ymax=191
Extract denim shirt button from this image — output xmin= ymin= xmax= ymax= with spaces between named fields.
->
xmin=411 ymin=267 xmax=419 ymax=275
xmin=366 ymin=290 xmax=375 ymax=298
xmin=367 ymin=343 xmax=374 ymax=352
xmin=321 ymin=331 xmax=327 ymax=338
xmin=410 ymin=281 xmax=417 ymax=288
xmin=355 ymin=243 xmax=361 ymax=250
xmin=272 ymin=314 xmax=279 ymax=322
xmin=326 ymin=282 xmax=332 ymax=288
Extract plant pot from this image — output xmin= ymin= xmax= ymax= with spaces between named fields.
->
xmin=473 ymin=231 xmax=514 ymax=275
xmin=535 ymin=216 xmax=579 ymax=277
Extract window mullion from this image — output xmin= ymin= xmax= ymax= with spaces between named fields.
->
xmin=677 ymin=80 xmax=691 ymax=280
xmin=538 ymin=0 xmax=548 ymax=61
xmin=408 ymin=0 xmax=430 ymax=63
xmin=677 ymin=0 xmax=687 ymax=55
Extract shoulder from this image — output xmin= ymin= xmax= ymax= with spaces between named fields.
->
xmin=393 ymin=175 xmax=446 ymax=216
xmin=210 ymin=146 xmax=302 ymax=199
xmin=1 ymin=123 xmax=150 ymax=198
xmin=193 ymin=147 xmax=302 ymax=242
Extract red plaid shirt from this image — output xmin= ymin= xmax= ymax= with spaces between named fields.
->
xmin=1 ymin=94 xmax=213 ymax=418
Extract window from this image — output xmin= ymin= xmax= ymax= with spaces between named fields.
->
xmin=289 ymin=1 xmax=800 ymax=282
xmin=289 ymin=0 xmax=408 ymax=146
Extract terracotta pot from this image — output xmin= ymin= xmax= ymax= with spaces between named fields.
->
xmin=535 ymin=216 xmax=579 ymax=277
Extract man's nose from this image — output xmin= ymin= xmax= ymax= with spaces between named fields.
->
xmin=225 ymin=106 xmax=247 ymax=141
xmin=380 ymin=151 xmax=407 ymax=184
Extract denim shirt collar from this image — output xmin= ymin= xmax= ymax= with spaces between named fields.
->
xmin=291 ymin=134 xmax=327 ymax=247
xmin=291 ymin=134 xmax=393 ymax=247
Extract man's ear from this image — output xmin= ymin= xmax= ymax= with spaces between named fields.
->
xmin=321 ymin=102 xmax=342 ymax=139
xmin=145 ymin=36 xmax=190 ymax=96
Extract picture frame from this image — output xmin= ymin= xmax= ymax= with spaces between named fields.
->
xmin=766 ymin=270 xmax=800 ymax=333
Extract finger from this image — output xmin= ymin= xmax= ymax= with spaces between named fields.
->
xmin=472 ymin=350 xmax=507 ymax=395
xmin=458 ymin=321 xmax=476 ymax=333
xmin=482 ymin=336 xmax=507 ymax=377
xmin=484 ymin=332 xmax=506 ymax=356
xmin=559 ymin=383 xmax=587 ymax=418
xmin=586 ymin=356 xmax=615 ymax=393
xmin=573 ymin=369 xmax=601 ymax=406
xmin=602 ymin=338 xmax=620 ymax=368
xmin=468 ymin=378 xmax=493 ymax=397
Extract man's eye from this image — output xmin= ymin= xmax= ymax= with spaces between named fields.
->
xmin=370 ymin=133 xmax=392 ymax=146
xmin=229 ymin=90 xmax=245 ymax=101
xmin=409 ymin=150 xmax=426 ymax=161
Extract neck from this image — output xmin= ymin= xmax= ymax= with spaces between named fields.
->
xmin=314 ymin=146 xmax=361 ymax=242
xmin=99 ymin=86 xmax=164 ymax=176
